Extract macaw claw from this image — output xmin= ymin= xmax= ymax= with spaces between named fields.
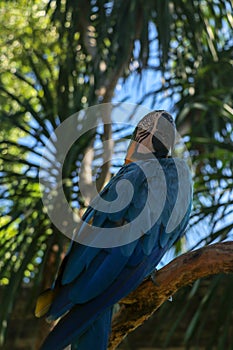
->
xmin=150 ymin=269 xmax=159 ymax=286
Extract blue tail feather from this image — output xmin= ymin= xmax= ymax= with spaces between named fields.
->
xmin=41 ymin=305 xmax=113 ymax=350
xmin=71 ymin=308 xmax=113 ymax=350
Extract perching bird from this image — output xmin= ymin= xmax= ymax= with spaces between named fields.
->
xmin=35 ymin=110 xmax=193 ymax=350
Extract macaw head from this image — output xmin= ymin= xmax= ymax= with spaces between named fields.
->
xmin=125 ymin=110 xmax=176 ymax=163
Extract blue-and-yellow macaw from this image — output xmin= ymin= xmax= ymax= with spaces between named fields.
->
xmin=35 ymin=110 xmax=192 ymax=350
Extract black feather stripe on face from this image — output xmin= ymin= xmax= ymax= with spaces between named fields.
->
xmin=135 ymin=129 xmax=151 ymax=143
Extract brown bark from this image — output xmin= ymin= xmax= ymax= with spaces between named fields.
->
xmin=108 ymin=241 xmax=233 ymax=350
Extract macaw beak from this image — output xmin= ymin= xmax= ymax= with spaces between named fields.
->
xmin=124 ymin=140 xmax=137 ymax=164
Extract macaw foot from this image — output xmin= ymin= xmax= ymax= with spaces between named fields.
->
xmin=151 ymin=269 xmax=173 ymax=302
xmin=150 ymin=269 xmax=159 ymax=286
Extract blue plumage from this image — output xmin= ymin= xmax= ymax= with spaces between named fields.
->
xmin=40 ymin=157 xmax=192 ymax=350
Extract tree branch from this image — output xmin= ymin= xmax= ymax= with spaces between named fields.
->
xmin=108 ymin=241 xmax=233 ymax=350
xmin=79 ymin=143 xmax=95 ymax=206
xmin=96 ymin=104 xmax=114 ymax=192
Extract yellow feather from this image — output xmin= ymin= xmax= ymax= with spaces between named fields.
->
xmin=35 ymin=288 xmax=57 ymax=318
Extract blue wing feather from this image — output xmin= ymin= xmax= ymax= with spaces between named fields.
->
xmin=62 ymin=245 xmax=100 ymax=284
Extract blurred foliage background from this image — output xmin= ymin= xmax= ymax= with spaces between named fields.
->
xmin=0 ymin=0 xmax=233 ymax=349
